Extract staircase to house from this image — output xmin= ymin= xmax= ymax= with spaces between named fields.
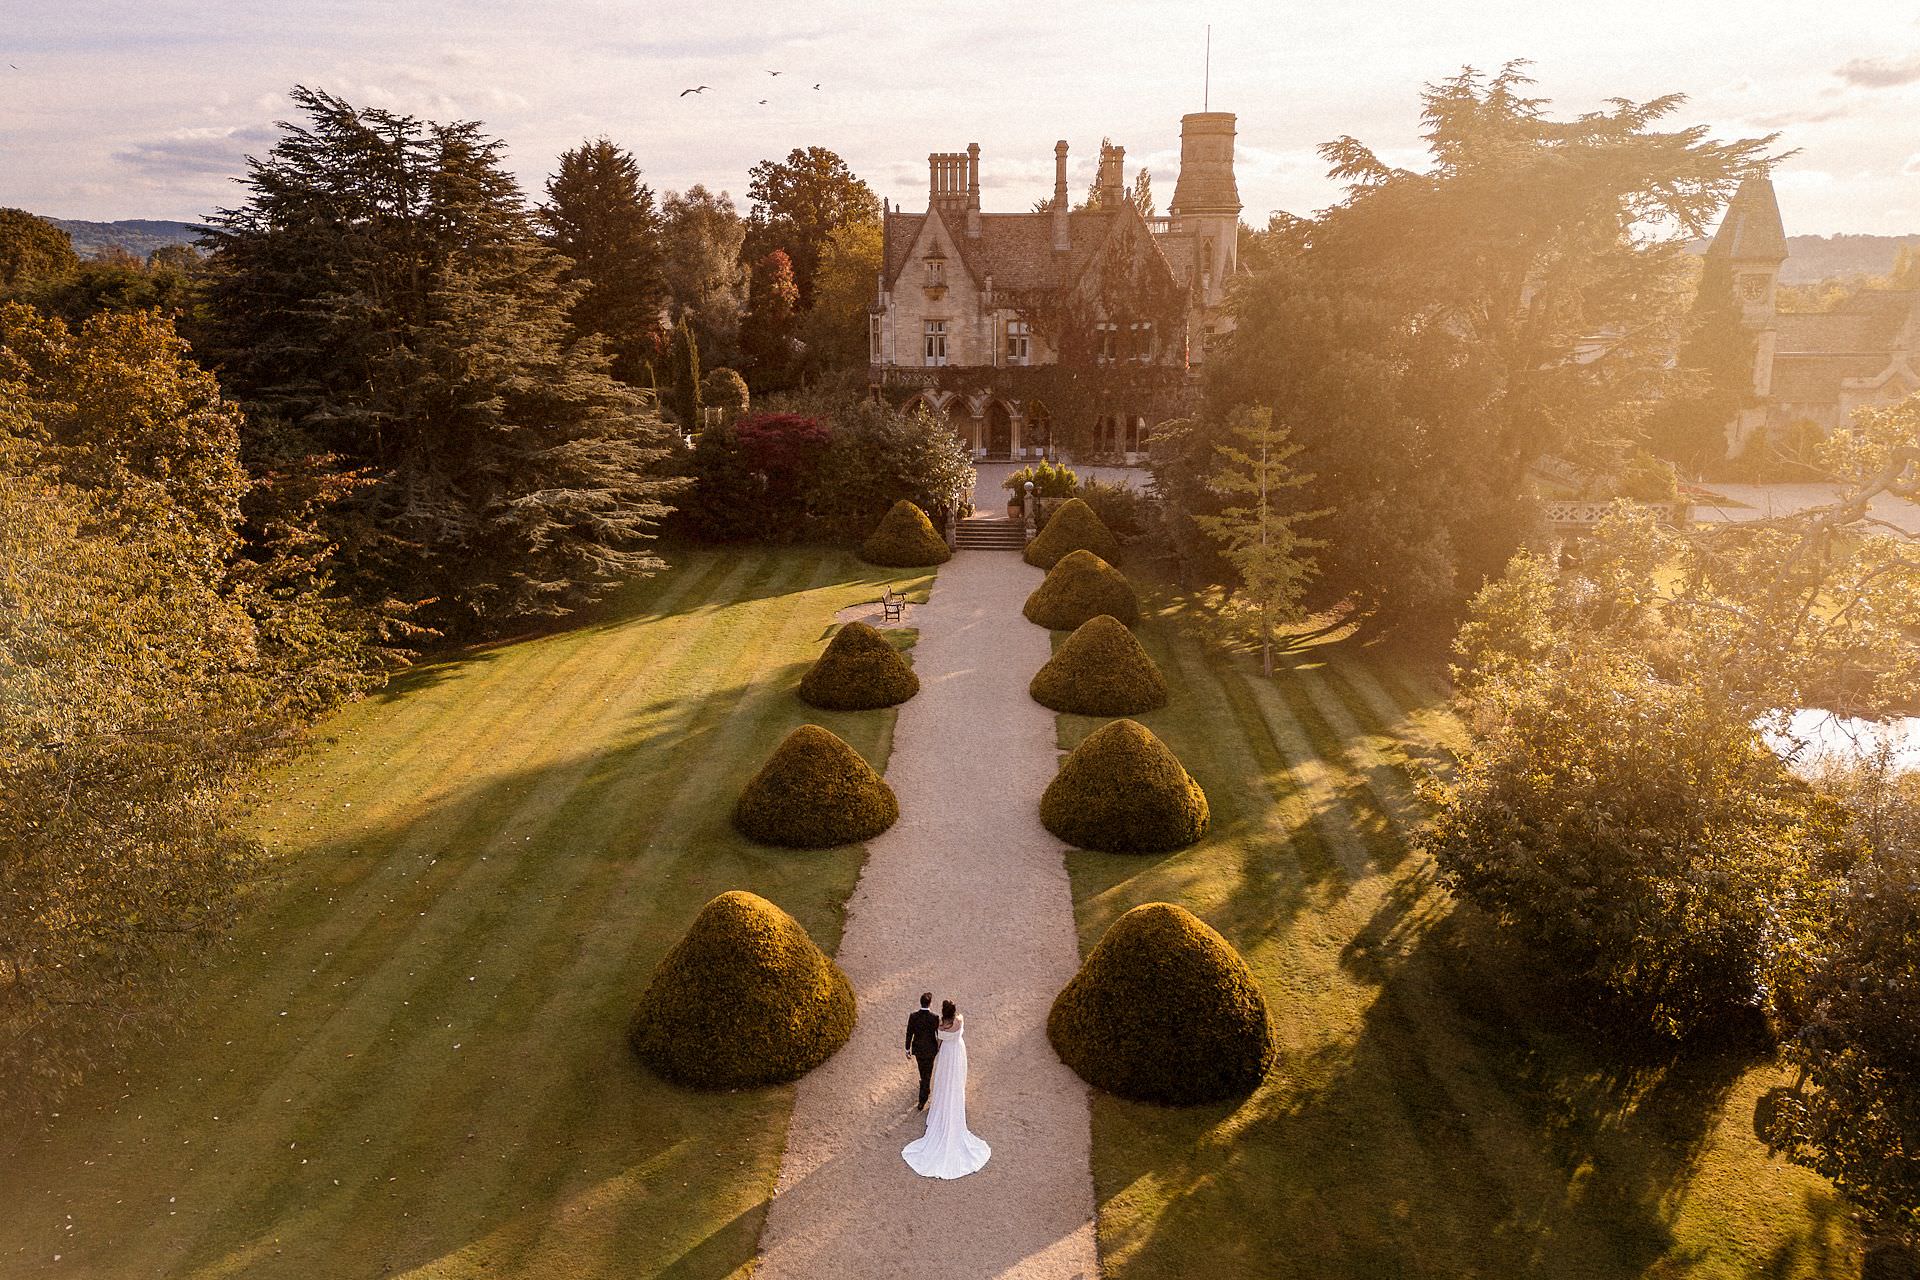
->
xmin=953 ymin=516 xmax=1027 ymax=551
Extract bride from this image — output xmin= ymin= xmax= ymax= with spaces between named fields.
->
xmin=902 ymin=1000 xmax=990 ymax=1178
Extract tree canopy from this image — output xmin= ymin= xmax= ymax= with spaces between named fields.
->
xmin=1203 ymin=63 xmax=1777 ymax=624
xmin=538 ymin=137 xmax=668 ymax=386
xmin=200 ymin=87 xmax=679 ymax=638
xmin=744 ymin=146 xmax=879 ymax=311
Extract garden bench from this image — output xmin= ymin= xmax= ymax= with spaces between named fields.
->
xmin=880 ymin=585 xmax=906 ymax=624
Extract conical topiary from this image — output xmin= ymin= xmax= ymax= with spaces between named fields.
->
xmin=1030 ymin=615 xmax=1169 ymax=715
xmin=1025 ymin=497 xmax=1121 ymax=570
xmin=1048 ymin=901 xmax=1274 ymax=1104
xmin=630 ymin=890 xmax=856 ymax=1089
xmin=733 ymin=725 xmax=899 ymax=848
xmin=798 ymin=621 xmax=919 ymax=711
xmin=861 ymin=499 xmax=952 ymax=567
xmin=1023 ymin=549 xmax=1139 ymax=630
xmin=1040 ymin=718 xmax=1207 ymax=853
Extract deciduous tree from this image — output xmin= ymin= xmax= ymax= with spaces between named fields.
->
xmin=744 ymin=146 xmax=878 ymax=309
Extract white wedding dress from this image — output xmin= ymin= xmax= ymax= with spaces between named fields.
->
xmin=902 ymin=1017 xmax=991 ymax=1178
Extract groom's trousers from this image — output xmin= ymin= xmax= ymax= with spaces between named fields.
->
xmin=914 ymin=1049 xmax=937 ymax=1108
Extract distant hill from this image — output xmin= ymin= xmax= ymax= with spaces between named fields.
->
xmin=46 ymin=218 xmax=206 ymax=260
xmin=1687 ymin=232 xmax=1920 ymax=284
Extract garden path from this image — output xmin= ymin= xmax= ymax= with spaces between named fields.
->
xmin=755 ymin=550 xmax=1099 ymax=1280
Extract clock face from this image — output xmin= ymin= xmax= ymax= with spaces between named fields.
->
xmin=1740 ymin=275 xmax=1768 ymax=302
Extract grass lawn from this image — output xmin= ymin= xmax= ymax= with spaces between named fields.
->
xmin=1059 ymin=594 xmax=1861 ymax=1279
xmin=0 ymin=545 xmax=929 ymax=1280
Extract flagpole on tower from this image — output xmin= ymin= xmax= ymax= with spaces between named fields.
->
xmin=1204 ymin=23 xmax=1211 ymax=111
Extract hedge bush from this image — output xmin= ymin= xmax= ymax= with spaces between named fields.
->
xmin=861 ymin=499 xmax=952 ymax=567
xmin=1048 ymin=901 xmax=1274 ymax=1104
xmin=733 ymin=724 xmax=899 ymax=847
xmin=1030 ymin=615 xmax=1169 ymax=715
xmin=1040 ymin=718 xmax=1207 ymax=853
xmin=630 ymin=890 xmax=856 ymax=1089
xmin=799 ymin=621 xmax=919 ymax=710
xmin=1024 ymin=497 xmax=1122 ymax=569
xmin=1023 ymin=549 xmax=1139 ymax=630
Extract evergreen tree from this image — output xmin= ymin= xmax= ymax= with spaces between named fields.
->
xmin=666 ymin=316 xmax=702 ymax=428
xmin=1193 ymin=407 xmax=1323 ymax=676
xmin=538 ymin=138 xmax=667 ymax=385
xmin=200 ymin=87 xmax=679 ymax=638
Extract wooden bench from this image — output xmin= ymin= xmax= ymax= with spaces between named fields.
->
xmin=880 ymin=585 xmax=905 ymax=624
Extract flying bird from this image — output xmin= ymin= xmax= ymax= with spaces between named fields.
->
xmin=766 ymin=70 xmax=782 ymax=76
xmin=758 ymin=99 xmax=769 ymax=105
xmin=679 ymin=85 xmax=710 ymax=96
xmin=812 ymin=83 xmax=821 ymax=90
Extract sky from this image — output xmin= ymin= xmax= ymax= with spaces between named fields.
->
xmin=5 ymin=0 xmax=1920 ymax=236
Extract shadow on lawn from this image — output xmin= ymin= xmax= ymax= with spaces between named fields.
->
xmin=366 ymin=547 xmax=932 ymax=704
xmin=1097 ymin=878 xmax=1840 ymax=1279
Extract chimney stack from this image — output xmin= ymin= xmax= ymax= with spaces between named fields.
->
xmin=1052 ymin=140 xmax=1070 ymax=250
xmin=1096 ymin=142 xmax=1126 ymax=208
xmin=966 ymin=142 xmax=981 ymax=237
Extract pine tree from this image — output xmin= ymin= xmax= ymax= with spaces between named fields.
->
xmin=538 ymin=138 xmax=666 ymax=385
xmin=1193 ymin=407 xmax=1323 ymax=677
xmin=201 ymin=87 xmax=679 ymax=638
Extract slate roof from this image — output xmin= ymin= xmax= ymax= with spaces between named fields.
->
xmin=1707 ymin=176 xmax=1789 ymax=263
xmin=882 ymin=205 xmax=1170 ymax=295
xmin=1776 ymin=312 xmax=1888 ymax=354
xmin=1770 ymin=352 xmax=1899 ymax=403
xmin=1775 ymin=290 xmax=1920 ymax=356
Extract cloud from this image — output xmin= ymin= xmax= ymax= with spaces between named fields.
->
xmin=1836 ymin=55 xmax=1920 ymax=88
xmin=113 ymin=125 xmax=278 ymax=180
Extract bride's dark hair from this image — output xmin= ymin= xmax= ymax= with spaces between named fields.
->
xmin=940 ymin=999 xmax=957 ymax=1024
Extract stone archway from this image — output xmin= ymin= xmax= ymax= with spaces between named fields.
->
xmin=985 ymin=401 xmax=1014 ymax=460
xmin=1025 ymin=401 xmax=1052 ymax=459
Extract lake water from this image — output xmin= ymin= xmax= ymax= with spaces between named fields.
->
xmin=1765 ymin=710 xmax=1920 ymax=775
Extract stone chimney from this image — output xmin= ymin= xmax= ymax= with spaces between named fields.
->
xmin=1052 ymin=140 xmax=1070 ymax=250
xmin=966 ymin=142 xmax=981 ymax=238
xmin=928 ymin=151 xmax=969 ymax=217
xmin=1096 ymin=142 xmax=1126 ymax=208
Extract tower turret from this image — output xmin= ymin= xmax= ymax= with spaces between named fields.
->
xmin=1706 ymin=173 xmax=1789 ymax=450
xmin=1170 ymin=112 xmax=1241 ymax=313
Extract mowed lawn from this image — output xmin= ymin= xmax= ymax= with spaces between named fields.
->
xmin=0 ymin=546 xmax=929 ymax=1280
xmin=1061 ymin=599 xmax=1861 ymax=1280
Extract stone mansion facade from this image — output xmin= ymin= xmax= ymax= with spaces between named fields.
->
xmin=867 ymin=112 xmax=1244 ymax=463
xmin=1708 ymin=175 xmax=1920 ymax=453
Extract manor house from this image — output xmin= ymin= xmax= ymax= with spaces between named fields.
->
xmin=868 ymin=112 xmax=1244 ymax=462
xmin=1709 ymin=176 xmax=1920 ymax=452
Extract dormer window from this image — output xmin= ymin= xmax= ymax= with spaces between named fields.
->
xmin=1095 ymin=322 xmax=1118 ymax=364
xmin=926 ymin=258 xmax=945 ymax=286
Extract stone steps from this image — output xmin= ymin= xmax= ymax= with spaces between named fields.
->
xmin=953 ymin=517 xmax=1027 ymax=551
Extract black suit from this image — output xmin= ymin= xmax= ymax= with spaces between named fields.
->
xmin=905 ymin=1007 xmax=940 ymax=1108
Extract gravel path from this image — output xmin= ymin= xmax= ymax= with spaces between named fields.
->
xmin=755 ymin=550 xmax=1099 ymax=1280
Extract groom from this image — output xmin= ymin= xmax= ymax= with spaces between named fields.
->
xmin=904 ymin=992 xmax=940 ymax=1111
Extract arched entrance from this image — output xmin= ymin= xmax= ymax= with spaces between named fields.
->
xmin=1025 ymin=401 xmax=1052 ymax=459
xmin=985 ymin=401 xmax=1013 ymax=460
